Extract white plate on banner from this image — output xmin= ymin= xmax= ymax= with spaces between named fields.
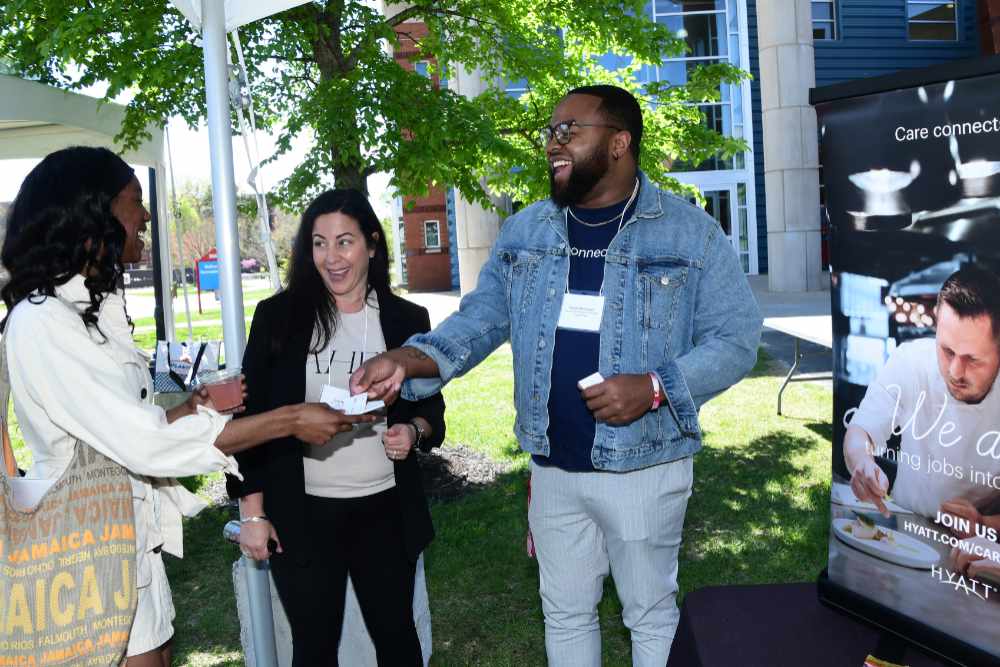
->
xmin=833 ymin=518 xmax=940 ymax=569
xmin=831 ymin=482 xmax=913 ymax=515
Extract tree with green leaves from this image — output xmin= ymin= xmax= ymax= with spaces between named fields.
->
xmin=167 ymin=181 xmax=298 ymax=268
xmin=0 ymin=1 xmax=746 ymax=211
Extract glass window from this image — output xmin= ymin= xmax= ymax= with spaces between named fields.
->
xmin=656 ymin=13 xmax=728 ymax=57
xmin=701 ymin=103 xmax=727 ymax=134
xmin=703 ymin=189 xmax=732 ymax=236
xmin=907 ymin=1 xmax=957 ymax=41
xmin=423 ymin=220 xmax=441 ymax=249
xmin=505 ymin=76 xmax=528 ymax=99
xmin=908 ymin=21 xmax=957 ymax=40
xmin=656 ymin=58 xmax=729 ymax=102
xmin=416 ymin=60 xmax=448 ymax=90
xmin=907 ymin=1 xmax=956 ymax=20
xmin=811 ymin=1 xmax=837 ymax=40
xmin=673 ymin=104 xmax=734 ymax=171
xmin=649 ymin=0 xmax=754 ymax=271
xmin=654 ymin=0 xmax=724 ymax=13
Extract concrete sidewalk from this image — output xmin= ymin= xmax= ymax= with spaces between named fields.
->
xmin=749 ymin=274 xmax=832 ymax=378
xmin=748 ymin=274 xmax=830 ymax=319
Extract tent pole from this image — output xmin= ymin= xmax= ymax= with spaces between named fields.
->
xmin=202 ymin=0 xmax=246 ymax=367
xmin=202 ymin=3 xmax=278 ymax=666
xmin=148 ymin=167 xmax=167 ymax=343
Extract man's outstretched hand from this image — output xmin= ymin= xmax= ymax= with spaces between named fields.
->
xmin=351 ymin=345 xmax=442 ymax=404
xmin=350 ymin=352 xmax=407 ymax=404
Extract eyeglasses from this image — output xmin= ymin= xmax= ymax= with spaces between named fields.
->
xmin=540 ymin=120 xmax=624 ymax=146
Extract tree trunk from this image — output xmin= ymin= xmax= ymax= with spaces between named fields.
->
xmin=332 ymin=162 xmax=368 ymax=194
xmin=312 ymin=6 xmax=370 ymax=197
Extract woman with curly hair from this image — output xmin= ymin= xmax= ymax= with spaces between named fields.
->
xmin=1 ymin=146 xmax=373 ymax=667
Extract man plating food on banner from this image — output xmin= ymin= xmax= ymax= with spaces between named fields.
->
xmin=845 ymin=267 xmax=1000 ymax=558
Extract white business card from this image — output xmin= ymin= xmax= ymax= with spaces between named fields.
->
xmin=320 ymin=385 xmax=385 ymax=415
xmin=577 ymin=372 xmax=604 ymax=390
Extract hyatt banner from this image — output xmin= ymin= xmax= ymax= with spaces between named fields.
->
xmin=816 ymin=67 xmax=1000 ymax=663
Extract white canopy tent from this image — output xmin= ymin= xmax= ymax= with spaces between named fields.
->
xmin=169 ymin=0 xmax=311 ymax=33
xmin=0 ymin=74 xmax=177 ymax=341
xmin=164 ymin=0 xmax=311 ymax=373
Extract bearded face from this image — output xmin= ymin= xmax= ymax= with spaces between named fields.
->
xmin=549 ymin=134 xmax=612 ymax=208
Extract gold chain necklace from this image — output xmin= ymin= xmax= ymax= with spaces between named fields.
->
xmin=567 ymin=207 xmax=622 ymax=227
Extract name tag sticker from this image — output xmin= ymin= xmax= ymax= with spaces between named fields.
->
xmin=557 ymin=292 xmax=604 ymax=332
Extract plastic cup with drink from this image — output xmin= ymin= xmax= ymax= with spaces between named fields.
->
xmin=197 ymin=368 xmax=245 ymax=412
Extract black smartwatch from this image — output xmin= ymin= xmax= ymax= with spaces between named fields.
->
xmin=409 ymin=420 xmax=426 ymax=450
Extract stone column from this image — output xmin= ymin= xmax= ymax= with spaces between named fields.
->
xmin=450 ymin=63 xmax=503 ymax=294
xmin=453 ymin=191 xmax=503 ymax=293
xmin=758 ymin=0 xmax=824 ymax=291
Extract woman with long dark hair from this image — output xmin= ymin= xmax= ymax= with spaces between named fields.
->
xmin=230 ymin=188 xmax=445 ymax=666
xmin=1 ymin=146 xmax=371 ymax=667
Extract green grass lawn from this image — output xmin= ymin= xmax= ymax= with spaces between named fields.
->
xmin=130 ymin=285 xmax=271 ymax=352
xmin=127 ymin=285 xmax=275 ymax=302
xmin=7 ymin=346 xmax=832 ymax=666
xmin=131 ymin=302 xmax=261 ymax=330
xmin=132 ymin=322 xmax=249 ymax=353
xmin=422 ymin=348 xmax=832 ymax=666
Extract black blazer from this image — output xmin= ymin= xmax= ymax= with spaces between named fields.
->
xmin=226 ymin=289 xmax=445 ymax=563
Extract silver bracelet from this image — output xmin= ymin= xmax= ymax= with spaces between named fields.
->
xmin=240 ymin=515 xmax=270 ymax=524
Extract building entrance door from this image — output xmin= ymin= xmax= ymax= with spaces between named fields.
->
xmin=702 ymin=185 xmax=749 ymax=271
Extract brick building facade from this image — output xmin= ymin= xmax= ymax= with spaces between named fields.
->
xmin=392 ymin=21 xmax=453 ymax=291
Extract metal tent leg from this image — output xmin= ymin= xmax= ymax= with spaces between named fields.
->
xmin=777 ymin=337 xmax=801 ymax=416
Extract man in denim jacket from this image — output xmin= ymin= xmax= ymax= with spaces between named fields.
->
xmin=353 ymin=85 xmax=761 ymax=665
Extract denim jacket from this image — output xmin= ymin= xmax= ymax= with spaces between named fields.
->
xmin=403 ymin=171 xmax=762 ymax=472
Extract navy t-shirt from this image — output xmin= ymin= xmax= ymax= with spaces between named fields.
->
xmin=534 ymin=193 xmax=638 ymax=471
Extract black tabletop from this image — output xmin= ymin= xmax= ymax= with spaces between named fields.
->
xmin=667 ymin=583 xmax=954 ymax=667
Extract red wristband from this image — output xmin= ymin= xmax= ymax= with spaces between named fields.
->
xmin=648 ymin=372 xmax=663 ymax=410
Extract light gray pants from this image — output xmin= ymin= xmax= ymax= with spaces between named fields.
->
xmin=528 ymin=457 xmax=693 ymax=667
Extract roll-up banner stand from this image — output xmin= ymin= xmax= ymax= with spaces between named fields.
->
xmin=811 ymin=56 xmax=1000 ymax=666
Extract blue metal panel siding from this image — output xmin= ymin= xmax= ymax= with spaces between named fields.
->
xmin=814 ymin=0 xmax=980 ymax=87
xmin=750 ymin=0 xmax=979 ymax=275
xmin=446 ymin=188 xmax=460 ymax=290
xmin=747 ymin=0 xmax=767 ymax=273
